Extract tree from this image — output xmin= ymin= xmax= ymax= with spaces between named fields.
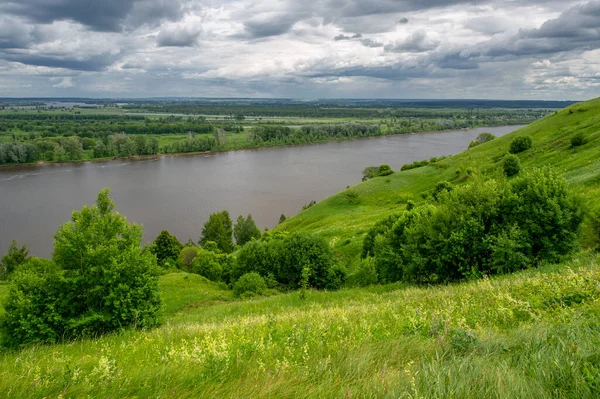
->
xmin=1 ymin=188 xmax=163 ymax=347
xmin=571 ymin=132 xmax=586 ymax=147
xmin=509 ymin=135 xmax=533 ymax=154
xmin=234 ymin=214 xmax=261 ymax=246
xmin=1 ymin=240 xmax=30 ymax=277
xmin=278 ymin=214 xmax=287 ymax=224
xmin=503 ymin=154 xmax=521 ymax=177
xmin=200 ymin=211 xmax=234 ymax=253
xmin=150 ymin=230 xmax=183 ymax=267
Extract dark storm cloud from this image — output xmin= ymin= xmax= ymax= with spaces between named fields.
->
xmin=1 ymin=52 xmax=119 ymax=71
xmin=157 ymin=27 xmax=201 ymax=47
xmin=0 ymin=19 xmax=32 ymax=49
xmin=0 ymin=0 xmax=185 ymax=32
xmin=482 ymin=1 xmax=600 ymax=57
xmin=243 ymin=13 xmax=307 ymax=38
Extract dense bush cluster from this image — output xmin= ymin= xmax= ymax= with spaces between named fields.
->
xmin=509 ymin=135 xmax=533 ymax=154
xmin=0 ymin=189 xmax=162 ymax=347
xmin=400 ymin=156 xmax=448 ymax=171
xmin=234 ymin=232 xmax=345 ymax=290
xmin=365 ymin=169 xmax=584 ymax=284
xmin=503 ymin=154 xmax=522 ymax=177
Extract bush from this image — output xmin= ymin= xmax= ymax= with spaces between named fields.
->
xmin=468 ymin=132 xmax=496 ymax=149
xmin=233 ymin=272 xmax=267 ymax=297
xmin=362 ymin=166 xmax=379 ymax=181
xmin=350 ymin=257 xmax=379 ymax=287
xmin=150 ymin=230 xmax=183 ymax=267
xmin=1 ymin=189 xmax=163 ymax=347
xmin=371 ymin=169 xmax=584 ymax=284
xmin=235 ymin=232 xmax=340 ymax=289
xmin=432 ymin=181 xmax=453 ymax=201
xmin=509 ymin=135 xmax=533 ymax=154
xmin=503 ymin=154 xmax=521 ymax=177
xmin=178 ymin=246 xmax=199 ymax=271
xmin=571 ymin=132 xmax=586 ymax=147
xmin=1 ymin=240 xmax=30 ymax=278
xmin=191 ymin=248 xmax=223 ymax=282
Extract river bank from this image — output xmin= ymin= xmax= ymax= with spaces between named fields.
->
xmin=0 ymin=125 xmax=524 ymax=170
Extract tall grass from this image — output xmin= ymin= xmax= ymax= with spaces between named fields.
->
xmin=0 ymin=254 xmax=598 ymax=397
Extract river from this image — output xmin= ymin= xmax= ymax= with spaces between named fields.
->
xmin=0 ymin=125 xmax=523 ymax=257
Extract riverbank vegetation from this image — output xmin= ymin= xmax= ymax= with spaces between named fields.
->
xmin=0 ymin=97 xmax=599 ymax=397
xmin=0 ymin=98 xmax=562 ymax=166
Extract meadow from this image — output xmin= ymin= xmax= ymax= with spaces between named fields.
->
xmin=0 ymin=253 xmax=598 ymax=398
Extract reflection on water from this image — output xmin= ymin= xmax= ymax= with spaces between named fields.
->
xmin=0 ymin=126 xmax=523 ymax=256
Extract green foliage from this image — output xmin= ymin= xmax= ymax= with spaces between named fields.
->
xmin=235 ymin=232 xmax=340 ymax=289
xmin=468 ymin=132 xmax=496 ymax=149
xmin=278 ymin=214 xmax=287 ymax=224
xmin=362 ymin=166 xmax=379 ymax=181
xmin=233 ymin=214 xmax=261 ymax=246
xmin=150 ymin=230 xmax=183 ymax=267
xmin=372 ymin=170 xmax=584 ymax=284
xmin=401 ymin=159 xmax=429 ymax=171
xmin=349 ymin=257 xmax=379 ymax=287
xmin=432 ymin=180 xmax=453 ymax=201
xmin=200 ymin=211 xmax=234 ymax=253
xmin=571 ymin=132 xmax=586 ymax=147
xmin=377 ymin=164 xmax=394 ymax=177
xmin=502 ymin=154 xmax=522 ymax=177
xmin=191 ymin=248 xmax=224 ymax=282
xmin=1 ymin=239 xmax=30 ymax=277
xmin=178 ymin=246 xmax=199 ymax=271
xmin=233 ymin=272 xmax=267 ymax=297
xmin=509 ymin=135 xmax=533 ymax=154
xmin=1 ymin=189 xmax=162 ymax=347
xmin=361 ymin=213 xmax=401 ymax=258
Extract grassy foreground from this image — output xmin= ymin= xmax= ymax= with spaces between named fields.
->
xmin=0 ymin=254 xmax=599 ymax=398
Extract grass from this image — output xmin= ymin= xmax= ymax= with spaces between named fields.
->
xmin=278 ymin=98 xmax=600 ymax=263
xmin=0 ymin=254 xmax=598 ymax=397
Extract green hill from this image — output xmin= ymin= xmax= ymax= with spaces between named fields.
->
xmin=1 ymin=98 xmax=600 ymax=398
xmin=278 ymin=98 xmax=600 ymax=263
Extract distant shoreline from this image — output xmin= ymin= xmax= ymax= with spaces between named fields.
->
xmin=0 ymin=125 xmax=525 ymax=170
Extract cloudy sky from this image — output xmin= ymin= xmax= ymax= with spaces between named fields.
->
xmin=0 ymin=0 xmax=599 ymax=99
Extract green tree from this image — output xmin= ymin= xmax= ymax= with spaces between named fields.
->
xmin=200 ymin=211 xmax=234 ymax=253
xmin=509 ymin=135 xmax=533 ymax=154
xmin=150 ymin=230 xmax=183 ymax=267
xmin=233 ymin=214 xmax=261 ymax=246
xmin=1 ymin=240 xmax=30 ymax=277
xmin=278 ymin=214 xmax=287 ymax=224
xmin=503 ymin=154 xmax=521 ymax=177
xmin=1 ymin=189 xmax=163 ymax=347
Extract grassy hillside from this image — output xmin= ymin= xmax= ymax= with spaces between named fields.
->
xmin=0 ymin=255 xmax=599 ymax=398
xmin=278 ymin=98 xmax=600 ymax=262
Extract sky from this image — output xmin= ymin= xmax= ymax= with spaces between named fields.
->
xmin=0 ymin=0 xmax=599 ymax=100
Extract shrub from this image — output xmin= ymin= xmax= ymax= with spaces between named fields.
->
xmin=191 ymin=248 xmax=223 ymax=281
xmin=503 ymin=154 xmax=521 ymax=177
xmin=1 ymin=189 xmax=162 ymax=347
xmin=351 ymin=257 xmax=379 ymax=287
xmin=468 ymin=132 xmax=496 ymax=149
xmin=362 ymin=213 xmax=401 ymax=258
xmin=150 ymin=230 xmax=183 ymax=267
xmin=178 ymin=246 xmax=199 ymax=271
xmin=401 ymin=159 xmax=429 ymax=171
xmin=371 ymin=169 xmax=584 ymax=284
xmin=509 ymin=135 xmax=533 ymax=154
xmin=233 ymin=272 xmax=267 ymax=297
xmin=235 ymin=232 xmax=340 ymax=289
xmin=432 ymin=181 xmax=453 ymax=201
xmin=571 ymin=132 xmax=586 ymax=147
xmin=1 ymin=240 xmax=30 ymax=278
xmin=362 ymin=166 xmax=379 ymax=181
